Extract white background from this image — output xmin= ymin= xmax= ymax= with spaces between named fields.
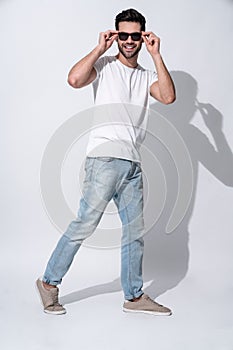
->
xmin=1 ymin=0 xmax=233 ymax=349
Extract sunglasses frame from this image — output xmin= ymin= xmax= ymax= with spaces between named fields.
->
xmin=118 ymin=32 xmax=142 ymax=41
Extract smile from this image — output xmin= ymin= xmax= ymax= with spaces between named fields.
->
xmin=124 ymin=45 xmax=136 ymax=50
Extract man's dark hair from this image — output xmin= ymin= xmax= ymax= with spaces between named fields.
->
xmin=115 ymin=8 xmax=146 ymax=31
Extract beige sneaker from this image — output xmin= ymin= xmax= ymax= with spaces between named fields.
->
xmin=36 ymin=278 xmax=66 ymax=315
xmin=123 ymin=294 xmax=172 ymax=316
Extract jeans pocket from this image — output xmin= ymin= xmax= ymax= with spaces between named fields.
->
xmin=96 ymin=157 xmax=114 ymax=162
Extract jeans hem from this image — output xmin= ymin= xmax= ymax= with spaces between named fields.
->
xmin=42 ymin=276 xmax=61 ymax=286
xmin=124 ymin=291 xmax=144 ymax=301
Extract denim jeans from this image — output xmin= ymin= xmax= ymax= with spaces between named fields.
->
xmin=43 ymin=157 xmax=145 ymax=300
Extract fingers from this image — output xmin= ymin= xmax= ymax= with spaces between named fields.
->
xmin=98 ymin=30 xmax=118 ymax=53
xmin=142 ymin=31 xmax=160 ymax=45
xmin=142 ymin=31 xmax=157 ymax=38
xmin=102 ymin=30 xmax=118 ymax=42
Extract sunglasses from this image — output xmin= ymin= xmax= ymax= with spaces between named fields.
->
xmin=118 ymin=32 xmax=142 ymax=41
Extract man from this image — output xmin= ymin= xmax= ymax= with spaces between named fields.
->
xmin=36 ymin=8 xmax=175 ymax=316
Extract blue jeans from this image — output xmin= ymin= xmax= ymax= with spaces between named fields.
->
xmin=43 ymin=157 xmax=145 ymax=300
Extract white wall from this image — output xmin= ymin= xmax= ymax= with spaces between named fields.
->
xmin=1 ymin=0 xmax=233 ymax=349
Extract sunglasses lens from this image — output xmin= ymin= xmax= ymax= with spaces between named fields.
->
xmin=118 ymin=32 xmax=128 ymax=41
xmin=118 ymin=32 xmax=142 ymax=41
xmin=131 ymin=33 xmax=141 ymax=41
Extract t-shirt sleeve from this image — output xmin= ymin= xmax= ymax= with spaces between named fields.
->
xmin=149 ymin=70 xmax=158 ymax=86
xmin=93 ymin=56 xmax=106 ymax=80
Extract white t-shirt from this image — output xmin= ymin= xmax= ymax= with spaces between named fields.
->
xmin=86 ymin=56 xmax=158 ymax=162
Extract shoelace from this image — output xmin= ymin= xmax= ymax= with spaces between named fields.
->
xmin=143 ymin=294 xmax=163 ymax=306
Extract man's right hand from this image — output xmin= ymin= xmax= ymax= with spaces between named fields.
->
xmin=98 ymin=30 xmax=118 ymax=54
xmin=67 ymin=30 xmax=118 ymax=89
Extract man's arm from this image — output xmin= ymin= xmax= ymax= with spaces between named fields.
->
xmin=142 ymin=31 xmax=176 ymax=104
xmin=67 ymin=30 xmax=118 ymax=88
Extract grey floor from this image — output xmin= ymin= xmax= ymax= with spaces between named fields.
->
xmin=1 ymin=196 xmax=233 ymax=350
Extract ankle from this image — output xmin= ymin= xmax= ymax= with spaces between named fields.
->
xmin=131 ymin=294 xmax=143 ymax=302
xmin=42 ymin=281 xmax=56 ymax=290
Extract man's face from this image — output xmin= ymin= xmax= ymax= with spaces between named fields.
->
xmin=117 ymin=21 xmax=143 ymax=59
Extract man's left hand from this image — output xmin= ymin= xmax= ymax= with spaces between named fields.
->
xmin=142 ymin=31 xmax=160 ymax=57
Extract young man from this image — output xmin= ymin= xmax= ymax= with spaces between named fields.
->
xmin=36 ymin=8 xmax=175 ymax=316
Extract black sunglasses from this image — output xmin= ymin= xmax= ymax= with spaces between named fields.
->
xmin=118 ymin=32 xmax=142 ymax=41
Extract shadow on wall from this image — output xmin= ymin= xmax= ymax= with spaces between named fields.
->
xmin=60 ymin=71 xmax=233 ymax=305
xmin=143 ymin=70 xmax=233 ymax=298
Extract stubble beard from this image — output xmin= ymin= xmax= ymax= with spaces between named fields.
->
xmin=118 ymin=42 xmax=142 ymax=59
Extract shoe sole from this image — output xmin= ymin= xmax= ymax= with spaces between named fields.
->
xmin=123 ymin=307 xmax=172 ymax=316
xmin=44 ymin=309 xmax=67 ymax=315
xmin=35 ymin=279 xmax=67 ymax=315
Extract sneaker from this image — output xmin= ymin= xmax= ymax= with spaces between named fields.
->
xmin=36 ymin=278 xmax=66 ymax=315
xmin=123 ymin=294 xmax=172 ymax=316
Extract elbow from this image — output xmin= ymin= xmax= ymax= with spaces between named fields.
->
xmin=162 ymin=94 xmax=176 ymax=105
xmin=67 ymin=74 xmax=82 ymax=89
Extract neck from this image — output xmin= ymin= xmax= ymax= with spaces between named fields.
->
xmin=116 ymin=52 xmax=138 ymax=68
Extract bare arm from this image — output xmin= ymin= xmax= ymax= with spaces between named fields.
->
xmin=67 ymin=30 xmax=118 ymax=88
xmin=142 ymin=31 xmax=176 ymax=104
